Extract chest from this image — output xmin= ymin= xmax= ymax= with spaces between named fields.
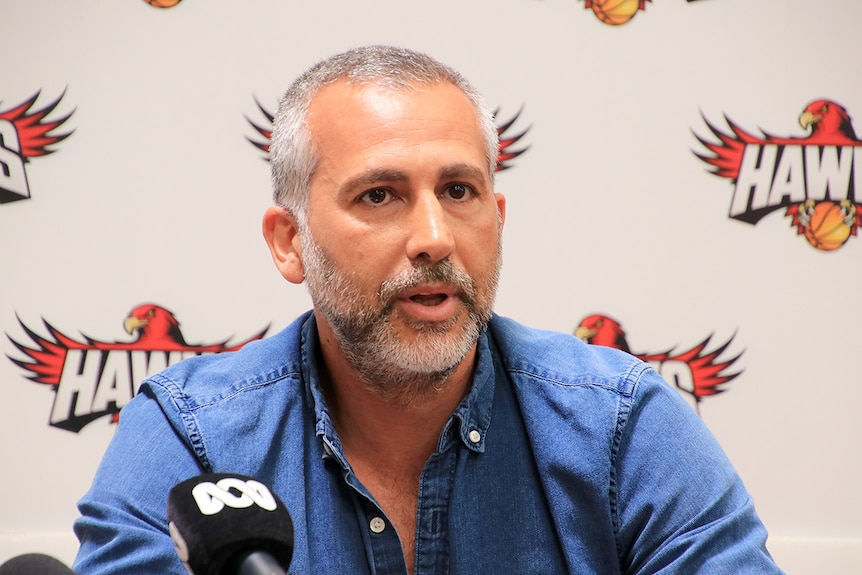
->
xmin=290 ymin=383 xmax=576 ymax=575
xmin=354 ymin=466 xmax=421 ymax=573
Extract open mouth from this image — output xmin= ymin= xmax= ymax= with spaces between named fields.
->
xmin=409 ymin=293 xmax=448 ymax=306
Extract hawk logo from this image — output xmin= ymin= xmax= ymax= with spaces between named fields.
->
xmin=0 ymin=90 xmax=75 ymax=204
xmin=575 ymin=314 xmax=743 ymax=414
xmin=694 ymin=99 xmax=862 ymax=251
xmin=6 ymin=304 xmax=268 ymax=432
xmin=246 ymin=97 xmax=531 ymax=172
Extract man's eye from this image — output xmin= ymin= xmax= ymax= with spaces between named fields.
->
xmin=446 ymin=184 xmax=472 ymax=201
xmin=361 ymin=188 xmax=391 ymax=205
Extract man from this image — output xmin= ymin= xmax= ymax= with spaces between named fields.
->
xmin=73 ymin=46 xmax=783 ymax=574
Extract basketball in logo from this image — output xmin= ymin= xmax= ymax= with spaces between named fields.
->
xmin=144 ymin=0 xmax=182 ymax=7
xmin=802 ymin=201 xmax=853 ymax=251
xmin=590 ymin=0 xmax=641 ymax=25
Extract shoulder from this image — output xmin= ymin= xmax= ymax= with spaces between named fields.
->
xmin=141 ymin=311 xmax=313 ymax=407
xmin=488 ymin=314 xmax=653 ymax=398
xmin=120 ymin=312 xmax=315 ymax=470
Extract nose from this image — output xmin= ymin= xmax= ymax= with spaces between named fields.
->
xmin=405 ymin=194 xmax=455 ymax=263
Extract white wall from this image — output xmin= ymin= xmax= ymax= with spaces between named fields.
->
xmin=1 ymin=0 xmax=860 ymax=572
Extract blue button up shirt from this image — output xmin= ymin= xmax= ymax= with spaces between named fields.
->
xmin=73 ymin=312 xmax=783 ymax=574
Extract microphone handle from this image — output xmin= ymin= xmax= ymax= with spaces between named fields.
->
xmin=235 ymin=551 xmax=287 ymax=575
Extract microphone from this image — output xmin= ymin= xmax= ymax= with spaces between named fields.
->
xmin=0 ymin=553 xmax=77 ymax=575
xmin=167 ymin=473 xmax=294 ymax=575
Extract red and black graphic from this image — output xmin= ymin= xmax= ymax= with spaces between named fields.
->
xmin=6 ymin=304 xmax=267 ymax=432
xmin=0 ymin=90 xmax=75 ymax=204
xmin=694 ymin=99 xmax=862 ymax=251
xmin=575 ymin=313 xmax=743 ymax=414
xmin=246 ymin=98 xmax=530 ymax=172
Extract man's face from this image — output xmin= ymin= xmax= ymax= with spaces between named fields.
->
xmin=300 ymin=80 xmax=505 ymax=399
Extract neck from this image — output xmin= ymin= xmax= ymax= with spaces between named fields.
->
xmin=315 ymin=316 xmax=477 ymax=466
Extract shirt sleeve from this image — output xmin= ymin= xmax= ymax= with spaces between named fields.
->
xmin=72 ymin=384 xmax=203 ymax=575
xmin=612 ymin=366 xmax=785 ymax=574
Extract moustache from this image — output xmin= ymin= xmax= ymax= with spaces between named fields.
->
xmin=378 ymin=260 xmax=477 ymax=309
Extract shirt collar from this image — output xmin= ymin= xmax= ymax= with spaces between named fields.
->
xmin=299 ymin=316 xmax=347 ymax=467
xmin=437 ymin=330 xmax=494 ymax=454
xmin=300 ymin=314 xmax=496 ymax=466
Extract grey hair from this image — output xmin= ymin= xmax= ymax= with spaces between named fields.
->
xmin=269 ymin=45 xmax=499 ymax=227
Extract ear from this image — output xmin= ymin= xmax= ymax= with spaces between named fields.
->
xmin=495 ymin=192 xmax=507 ymax=228
xmin=262 ymin=206 xmax=305 ymax=284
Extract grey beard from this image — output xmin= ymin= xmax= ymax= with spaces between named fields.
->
xmin=300 ymin=229 xmax=499 ymax=405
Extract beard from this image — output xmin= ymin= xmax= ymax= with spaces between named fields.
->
xmin=300 ymin=226 xmax=501 ymax=405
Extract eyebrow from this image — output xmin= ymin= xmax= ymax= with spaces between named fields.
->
xmin=341 ymin=168 xmax=408 ymax=194
xmin=439 ymin=163 xmax=486 ymax=182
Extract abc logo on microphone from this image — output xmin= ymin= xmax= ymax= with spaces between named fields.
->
xmin=167 ymin=474 xmax=293 ymax=575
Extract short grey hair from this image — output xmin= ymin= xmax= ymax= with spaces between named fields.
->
xmin=269 ymin=45 xmax=499 ymax=227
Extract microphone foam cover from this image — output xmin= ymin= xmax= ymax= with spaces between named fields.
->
xmin=0 ymin=553 xmax=76 ymax=575
xmin=167 ymin=473 xmax=293 ymax=575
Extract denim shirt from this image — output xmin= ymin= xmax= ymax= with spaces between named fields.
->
xmin=73 ymin=312 xmax=783 ymax=574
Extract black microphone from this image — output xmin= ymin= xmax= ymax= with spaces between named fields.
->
xmin=0 ymin=553 xmax=77 ymax=575
xmin=167 ymin=473 xmax=294 ymax=575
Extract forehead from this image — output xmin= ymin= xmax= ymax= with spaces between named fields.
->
xmin=305 ymin=79 xmax=487 ymax=169
xmin=307 ymin=77 xmax=477 ymax=117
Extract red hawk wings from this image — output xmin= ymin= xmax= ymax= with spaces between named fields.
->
xmin=0 ymin=90 xmax=74 ymax=159
xmin=0 ymin=90 xmax=75 ymax=203
xmin=575 ymin=314 xmax=742 ymax=415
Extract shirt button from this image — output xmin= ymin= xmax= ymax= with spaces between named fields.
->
xmin=468 ymin=429 xmax=481 ymax=444
xmin=369 ymin=517 xmax=386 ymax=533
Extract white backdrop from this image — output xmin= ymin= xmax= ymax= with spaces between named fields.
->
xmin=2 ymin=1 xmax=860 ymax=572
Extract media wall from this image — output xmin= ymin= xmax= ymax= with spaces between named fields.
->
xmin=2 ymin=1 xmax=860 ymax=572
